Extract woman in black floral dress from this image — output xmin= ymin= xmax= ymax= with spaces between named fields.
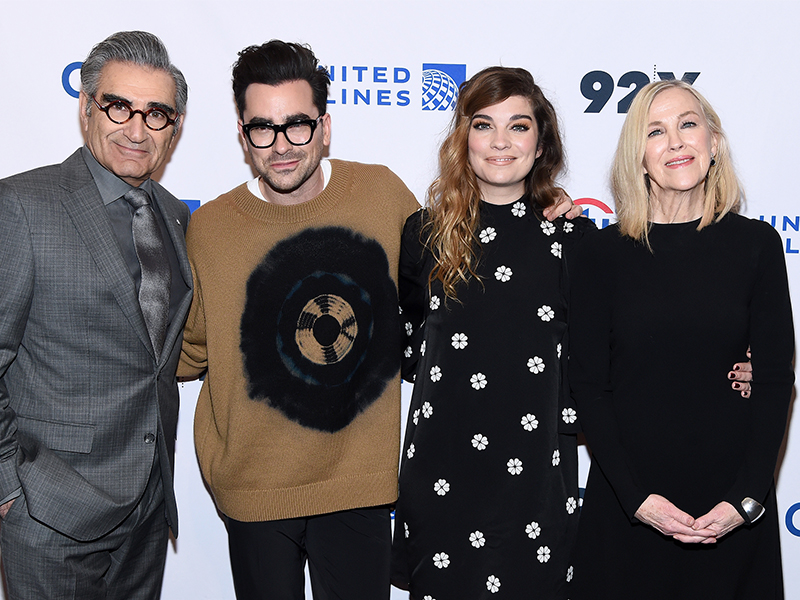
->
xmin=390 ymin=66 xmax=593 ymax=600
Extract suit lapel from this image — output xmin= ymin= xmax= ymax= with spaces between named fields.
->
xmin=58 ymin=151 xmax=155 ymax=358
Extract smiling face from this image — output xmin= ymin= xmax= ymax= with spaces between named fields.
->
xmin=467 ymin=95 xmax=542 ymax=205
xmin=79 ymin=61 xmax=178 ymax=187
xmin=643 ymin=87 xmax=718 ymax=206
xmin=238 ymin=80 xmax=331 ymax=205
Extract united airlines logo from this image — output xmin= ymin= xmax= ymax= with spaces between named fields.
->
xmin=325 ymin=62 xmax=466 ymax=111
xmin=421 ymin=64 xmax=466 ymax=111
xmin=759 ymin=215 xmax=800 ymax=255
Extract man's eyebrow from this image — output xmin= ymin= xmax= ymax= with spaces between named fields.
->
xmin=147 ymin=101 xmax=177 ymax=115
xmin=100 ymin=93 xmax=176 ymax=115
xmin=245 ymin=112 xmax=314 ymax=126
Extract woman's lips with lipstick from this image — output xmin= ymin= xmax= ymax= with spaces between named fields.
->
xmin=665 ymin=156 xmax=694 ymax=168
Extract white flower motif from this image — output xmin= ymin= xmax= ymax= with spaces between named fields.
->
xmin=537 ymin=305 xmax=555 ymax=322
xmin=429 ymin=366 xmax=441 ymax=382
xmin=430 ymin=295 xmax=441 ymax=310
xmin=422 ymin=402 xmax=433 ymax=419
xmin=469 ymin=530 xmax=486 ymax=548
xmin=537 ymin=546 xmax=551 ymax=563
xmin=521 ymin=413 xmax=539 ymax=431
xmin=562 ymin=408 xmax=577 ymax=424
xmin=470 ymin=372 xmax=488 ymax=390
xmin=540 ymin=220 xmax=556 ymax=236
xmin=566 ymin=565 xmax=574 ymax=582
xmin=564 ymin=221 xmax=575 ymax=233
xmin=404 ymin=321 xmax=413 ymax=336
xmin=434 ymin=479 xmax=450 ymax=496
xmin=412 ymin=409 xmax=420 ymax=425
xmin=423 ymin=596 xmax=435 ymax=600
xmin=511 ymin=201 xmax=526 ymax=217
xmin=451 ymin=332 xmax=468 ymax=350
xmin=420 ymin=340 xmax=426 ymax=356
xmin=527 ymin=356 xmax=545 ymax=374
xmin=404 ymin=522 xmax=409 ymax=538
xmin=507 ymin=458 xmax=523 ymax=475
xmin=552 ymin=449 xmax=561 ymax=466
xmin=566 ymin=497 xmax=577 ymax=514
xmin=526 ymin=521 xmax=541 ymax=539
xmin=398 ymin=305 xmax=403 ymax=314
xmin=557 ymin=343 xmax=562 ymax=358
xmin=407 ymin=443 xmax=416 ymax=459
xmin=494 ymin=265 xmax=513 ymax=282
xmin=486 ymin=575 xmax=501 ymax=593
xmin=433 ymin=552 xmax=450 ymax=569
xmin=471 ymin=433 xmax=489 ymax=451
xmin=479 ymin=227 xmax=497 ymax=243
xmin=551 ymin=241 xmax=562 ymax=258
xmin=404 ymin=346 xmax=413 ymax=358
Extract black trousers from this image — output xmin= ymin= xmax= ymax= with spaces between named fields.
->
xmin=226 ymin=505 xmax=391 ymax=600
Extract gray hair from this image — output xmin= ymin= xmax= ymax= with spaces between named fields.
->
xmin=81 ymin=31 xmax=188 ymax=132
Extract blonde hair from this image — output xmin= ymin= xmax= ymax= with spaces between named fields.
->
xmin=611 ymin=79 xmax=741 ymax=247
xmin=425 ymin=66 xmax=565 ymax=300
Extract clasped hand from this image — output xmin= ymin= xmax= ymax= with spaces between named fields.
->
xmin=634 ymin=494 xmax=745 ymax=544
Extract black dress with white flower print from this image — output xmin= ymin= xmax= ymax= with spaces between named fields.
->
xmin=392 ymin=200 xmax=594 ymax=600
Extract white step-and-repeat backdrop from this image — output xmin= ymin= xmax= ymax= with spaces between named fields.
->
xmin=1 ymin=1 xmax=798 ymax=598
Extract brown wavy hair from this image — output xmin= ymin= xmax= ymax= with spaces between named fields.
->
xmin=424 ymin=66 xmax=565 ymax=300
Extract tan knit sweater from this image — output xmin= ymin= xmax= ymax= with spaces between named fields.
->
xmin=179 ymin=160 xmax=419 ymax=521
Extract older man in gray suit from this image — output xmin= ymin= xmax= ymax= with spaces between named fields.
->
xmin=0 ymin=31 xmax=191 ymax=599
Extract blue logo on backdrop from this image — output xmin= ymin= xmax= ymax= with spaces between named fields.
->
xmin=760 ymin=215 xmax=800 ymax=255
xmin=785 ymin=503 xmax=800 ymax=536
xmin=326 ymin=63 xmax=466 ymax=111
xmin=576 ymin=198 xmax=616 ymax=230
xmin=327 ymin=65 xmax=412 ymax=107
xmin=422 ymin=64 xmax=466 ymax=111
xmin=62 ymin=62 xmax=82 ymax=98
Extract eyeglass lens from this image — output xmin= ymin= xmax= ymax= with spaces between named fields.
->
xmin=104 ymin=101 xmax=172 ymax=130
xmin=248 ymin=122 xmax=315 ymax=148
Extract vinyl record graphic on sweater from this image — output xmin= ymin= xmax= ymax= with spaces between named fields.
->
xmin=240 ymin=226 xmax=400 ymax=432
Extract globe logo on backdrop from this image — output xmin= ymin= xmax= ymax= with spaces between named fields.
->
xmin=422 ymin=63 xmax=467 ymax=111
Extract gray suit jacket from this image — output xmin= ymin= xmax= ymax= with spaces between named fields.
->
xmin=0 ymin=149 xmax=192 ymax=542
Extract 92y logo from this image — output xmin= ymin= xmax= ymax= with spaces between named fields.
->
xmin=580 ymin=70 xmax=700 ymax=113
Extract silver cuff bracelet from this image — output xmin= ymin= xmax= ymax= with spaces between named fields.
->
xmin=741 ymin=497 xmax=765 ymax=523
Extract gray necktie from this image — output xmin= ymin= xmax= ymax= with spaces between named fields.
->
xmin=123 ymin=188 xmax=171 ymax=357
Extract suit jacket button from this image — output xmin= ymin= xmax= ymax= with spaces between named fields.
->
xmin=144 ymin=433 xmax=156 ymax=444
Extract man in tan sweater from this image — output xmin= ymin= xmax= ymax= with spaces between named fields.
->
xmin=178 ymin=40 xmax=419 ymax=598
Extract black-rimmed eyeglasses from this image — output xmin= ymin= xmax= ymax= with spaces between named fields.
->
xmin=241 ymin=117 xmax=322 ymax=149
xmin=91 ymin=96 xmax=177 ymax=131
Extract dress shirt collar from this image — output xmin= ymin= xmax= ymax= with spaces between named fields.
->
xmin=81 ymin=145 xmax=155 ymax=204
